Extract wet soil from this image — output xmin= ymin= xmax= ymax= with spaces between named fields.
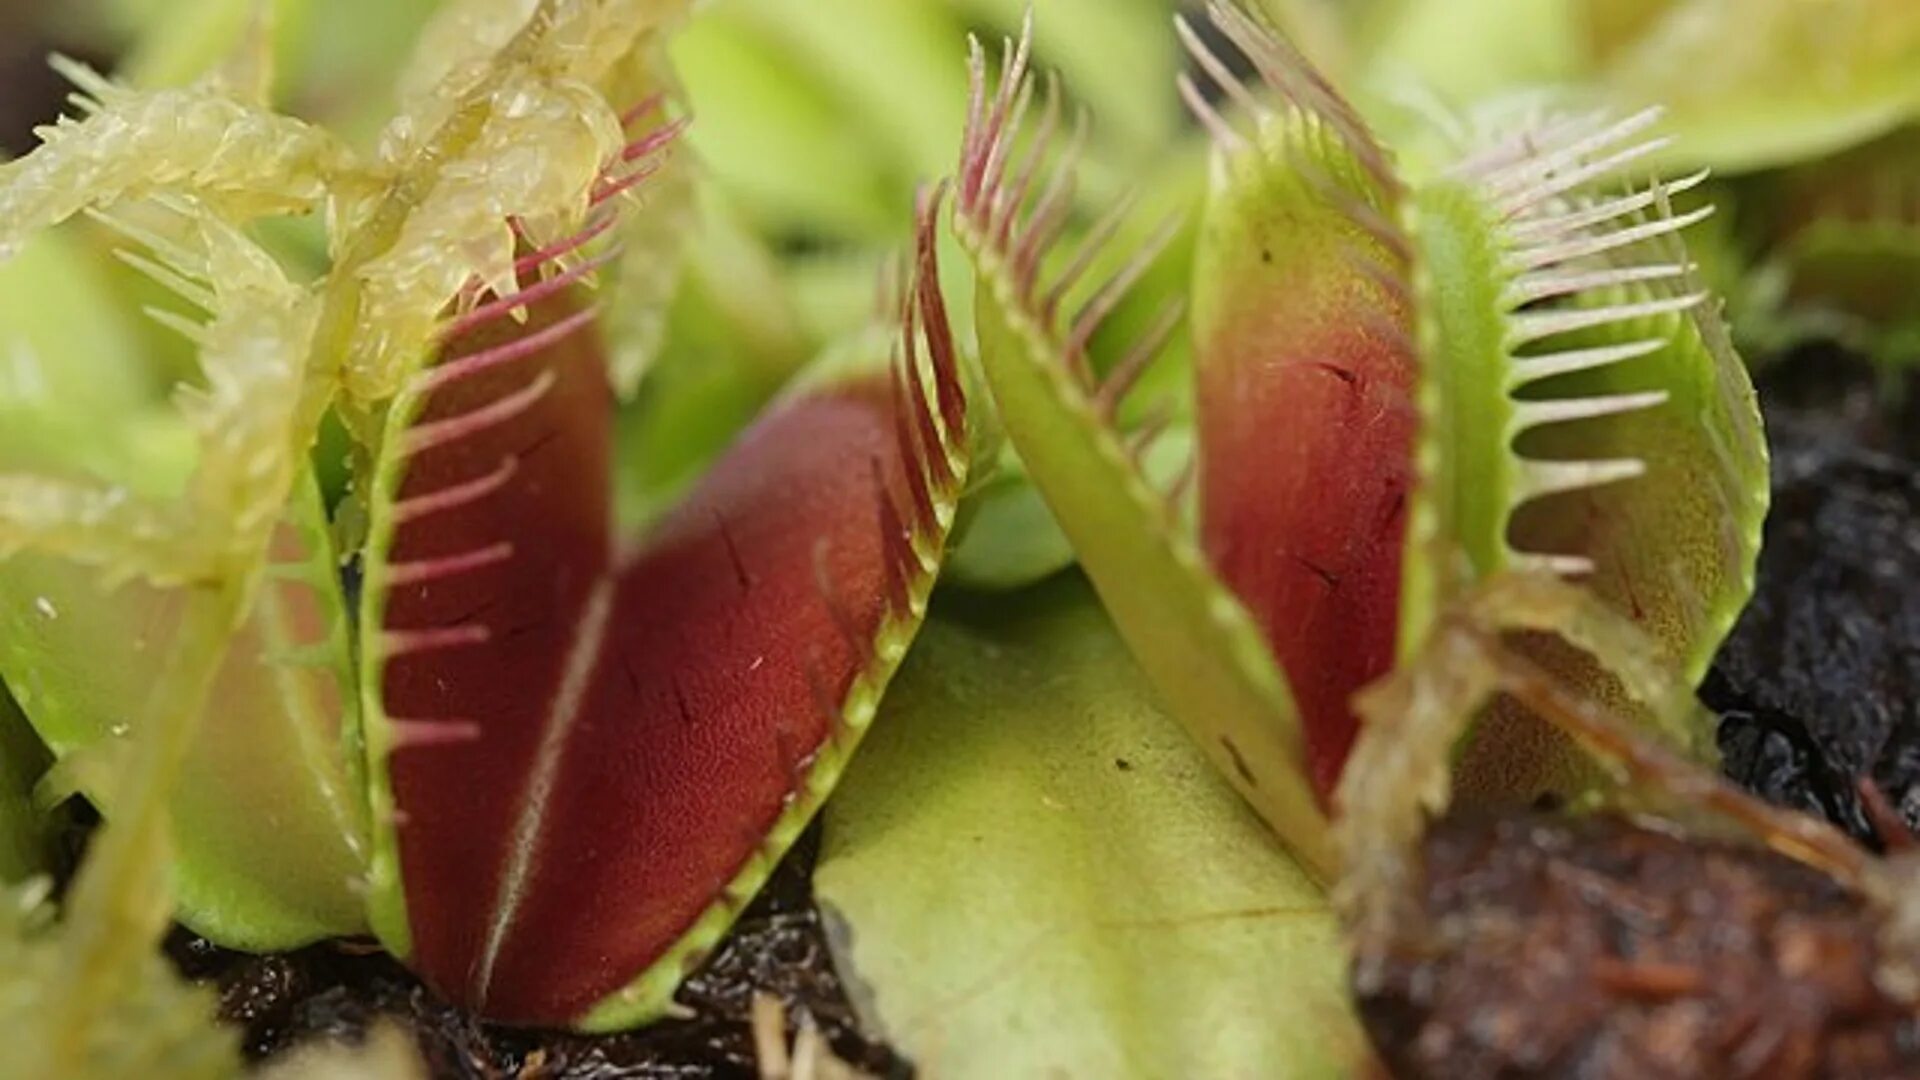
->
xmin=1711 ymin=351 xmax=1920 ymax=843
xmin=1357 ymin=812 xmax=1920 ymax=1080
xmin=1355 ymin=350 xmax=1920 ymax=1078
xmin=170 ymin=829 xmax=908 ymax=1079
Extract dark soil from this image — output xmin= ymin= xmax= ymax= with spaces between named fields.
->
xmin=1355 ymin=349 xmax=1920 ymax=1077
xmin=170 ymin=828 xmax=909 ymax=1079
xmin=1711 ymin=349 xmax=1920 ymax=843
xmin=1356 ymin=812 xmax=1920 ymax=1080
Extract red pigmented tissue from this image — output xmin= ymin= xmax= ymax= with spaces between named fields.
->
xmin=381 ymin=288 xmax=918 ymax=1023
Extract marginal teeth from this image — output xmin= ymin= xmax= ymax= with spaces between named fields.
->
xmin=1497 ymin=135 xmax=1674 ymax=218
xmin=1505 ymin=169 xmax=1711 ymax=243
xmin=1507 ymin=204 xmax=1713 ymax=272
xmin=47 ymin=55 xmax=121 ymax=106
xmin=113 ymin=248 xmax=214 ymax=310
xmin=84 ymin=206 xmax=205 ymax=276
xmin=1175 ymin=14 xmax=1266 ymax=123
xmin=1516 ymin=457 xmax=1647 ymax=500
xmin=1482 ymin=107 xmax=1664 ymax=194
xmin=1509 ymin=338 xmax=1665 ymax=386
xmin=1453 ymin=109 xmax=1605 ymax=180
xmin=1512 ymin=390 xmax=1669 ymax=431
xmin=1506 ymin=263 xmax=1694 ymax=307
xmin=1177 ymin=73 xmax=1250 ymax=154
xmin=143 ymin=306 xmax=208 ymax=344
xmin=1506 ymin=549 xmax=1596 ymax=577
xmin=1508 ymin=292 xmax=1705 ymax=346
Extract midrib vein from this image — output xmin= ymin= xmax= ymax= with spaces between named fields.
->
xmin=471 ymin=575 xmax=617 ymax=1004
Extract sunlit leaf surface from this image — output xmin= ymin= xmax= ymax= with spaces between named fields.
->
xmin=819 ymin=576 xmax=1360 ymax=1079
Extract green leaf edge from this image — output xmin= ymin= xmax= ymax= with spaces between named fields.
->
xmin=1399 ymin=147 xmax=1769 ymax=696
xmin=1395 ymin=178 xmax=1523 ymax=654
xmin=958 ymin=221 xmax=1335 ymax=882
xmin=170 ymin=467 xmax=368 ymax=950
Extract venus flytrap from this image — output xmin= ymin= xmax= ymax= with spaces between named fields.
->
xmin=944 ymin=2 xmax=1764 ymax=873
xmin=804 ymin=15 xmax=1774 ymax=1070
xmin=0 ymin=0 xmax=984 ymax=1039
xmin=1181 ymin=3 xmax=1766 ymax=799
xmin=0 ymin=30 xmax=380 ymax=1068
xmin=0 ymin=0 xmax=1812 ymax=1070
xmin=354 ymin=193 xmax=970 ymax=1027
xmin=0 ymin=186 xmax=370 ymax=949
xmin=0 ymin=182 xmax=347 ymax=1079
xmin=0 ymin=30 xmax=374 ymax=956
xmin=1594 ymin=0 xmax=1920 ymax=175
xmin=954 ymin=13 xmax=1336 ymax=878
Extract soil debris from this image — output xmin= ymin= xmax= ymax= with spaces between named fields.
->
xmin=1356 ymin=812 xmax=1920 ymax=1080
xmin=171 ymin=828 xmax=909 ymax=1079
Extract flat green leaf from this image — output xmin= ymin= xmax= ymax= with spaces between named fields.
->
xmin=1306 ymin=0 xmax=1920 ymax=177
xmin=728 ymin=0 xmax=972 ymax=184
xmin=944 ymin=457 xmax=1077 ymax=591
xmin=0 ymin=478 xmax=368 ymax=950
xmin=672 ymin=11 xmax=899 ymax=241
xmin=1358 ymin=0 xmax=1584 ymax=109
xmin=818 ymin=575 xmax=1361 ymax=1079
xmin=1602 ymin=0 xmax=1920 ymax=173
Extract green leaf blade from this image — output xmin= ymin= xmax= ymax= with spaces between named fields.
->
xmin=970 ymin=278 xmax=1333 ymax=879
xmin=954 ymin=25 xmax=1331 ymax=876
xmin=819 ymin=576 xmax=1361 ymax=1079
xmin=0 ymin=480 xmax=368 ymax=950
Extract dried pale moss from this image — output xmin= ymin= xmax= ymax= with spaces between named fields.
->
xmin=0 ymin=76 xmax=359 ymax=263
xmin=0 ymin=0 xmax=693 ymax=641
